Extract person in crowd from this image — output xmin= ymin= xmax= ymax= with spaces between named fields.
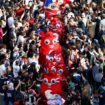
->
xmin=0 ymin=0 xmax=104 ymax=105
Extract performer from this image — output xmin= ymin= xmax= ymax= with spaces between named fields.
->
xmin=40 ymin=74 xmax=65 ymax=105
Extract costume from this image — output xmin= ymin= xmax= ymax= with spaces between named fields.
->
xmin=44 ymin=0 xmax=62 ymax=18
xmin=44 ymin=0 xmax=71 ymax=18
xmin=39 ymin=31 xmax=62 ymax=66
xmin=39 ymin=1 xmax=71 ymax=104
xmin=39 ymin=31 xmax=61 ymax=55
xmin=44 ymin=51 xmax=69 ymax=77
xmin=39 ymin=31 xmax=69 ymax=105
xmin=48 ymin=17 xmax=65 ymax=39
xmin=40 ymin=74 xmax=65 ymax=105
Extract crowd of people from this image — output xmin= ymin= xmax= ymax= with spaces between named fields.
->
xmin=0 ymin=0 xmax=105 ymax=105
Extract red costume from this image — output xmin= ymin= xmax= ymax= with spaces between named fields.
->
xmin=44 ymin=51 xmax=69 ymax=77
xmin=39 ymin=31 xmax=69 ymax=76
xmin=48 ymin=17 xmax=65 ymax=39
xmin=38 ymin=0 xmax=71 ymax=103
xmin=39 ymin=31 xmax=62 ymax=66
xmin=40 ymin=31 xmax=62 ymax=55
xmin=40 ymin=74 xmax=65 ymax=105
xmin=43 ymin=0 xmax=71 ymax=18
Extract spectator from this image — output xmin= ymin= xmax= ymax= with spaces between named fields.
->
xmin=0 ymin=0 xmax=105 ymax=105
xmin=99 ymin=14 xmax=105 ymax=36
xmin=7 ymin=12 xmax=15 ymax=29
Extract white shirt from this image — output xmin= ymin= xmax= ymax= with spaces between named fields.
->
xmin=17 ymin=35 xmax=25 ymax=45
xmin=0 ymin=9 xmax=3 ymax=18
xmin=87 ymin=0 xmax=92 ymax=4
xmin=33 ymin=4 xmax=39 ymax=11
xmin=28 ymin=57 xmax=40 ymax=72
xmin=25 ymin=0 xmax=33 ymax=5
xmin=13 ymin=51 xmax=19 ymax=60
xmin=32 ymin=4 xmax=39 ymax=16
xmin=82 ymin=17 xmax=88 ymax=27
xmin=0 ymin=64 xmax=6 ymax=77
xmin=100 ymin=19 xmax=105 ymax=31
xmin=13 ymin=61 xmax=20 ymax=78
xmin=39 ymin=13 xmax=45 ymax=19
xmin=17 ymin=22 xmax=23 ymax=28
xmin=67 ymin=12 xmax=74 ymax=19
xmin=38 ymin=0 xmax=44 ymax=6
xmin=70 ymin=0 xmax=74 ymax=2
xmin=7 ymin=17 xmax=14 ymax=28
xmin=64 ymin=16 xmax=68 ymax=25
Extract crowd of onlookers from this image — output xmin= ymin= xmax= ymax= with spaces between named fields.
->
xmin=0 ymin=0 xmax=105 ymax=105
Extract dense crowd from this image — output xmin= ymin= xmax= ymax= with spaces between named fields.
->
xmin=0 ymin=0 xmax=105 ymax=105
